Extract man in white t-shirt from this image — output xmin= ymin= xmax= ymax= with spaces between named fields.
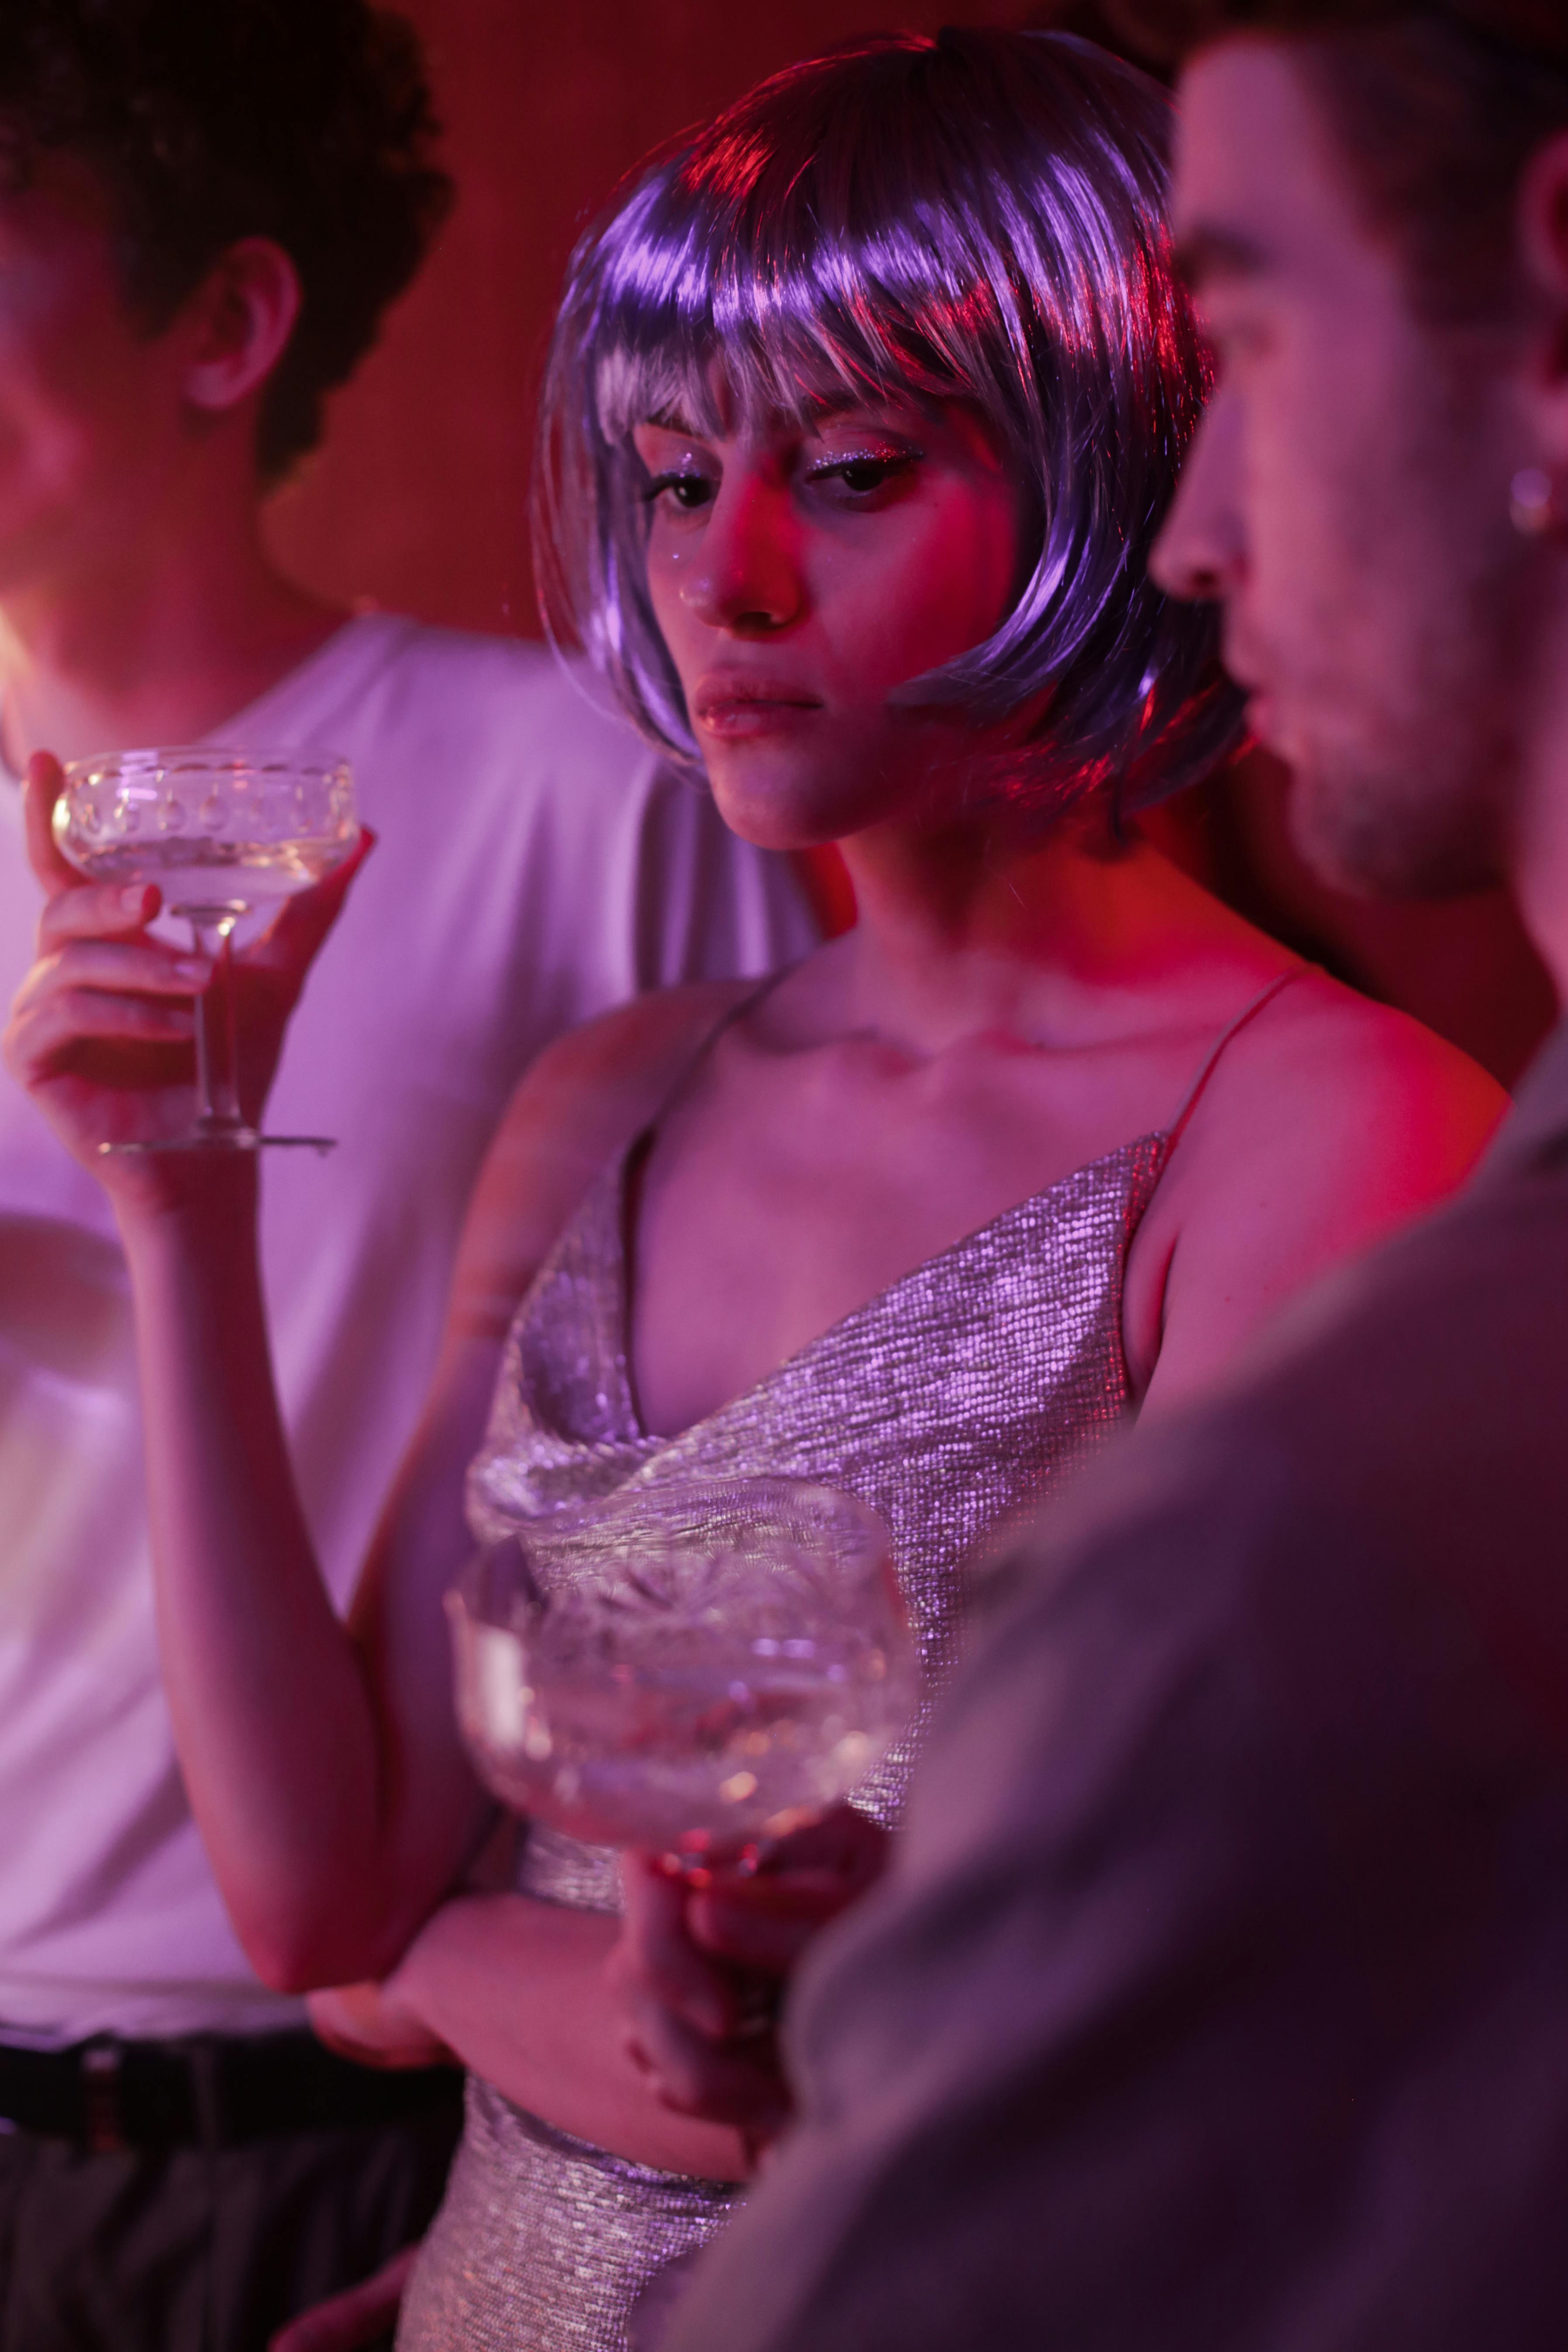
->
xmin=0 ymin=7 xmax=814 ymax=2347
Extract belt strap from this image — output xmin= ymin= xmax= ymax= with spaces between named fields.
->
xmin=0 ymin=2031 xmax=462 ymax=2153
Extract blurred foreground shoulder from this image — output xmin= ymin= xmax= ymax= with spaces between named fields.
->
xmin=663 ymin=1281 xmax=1568 ymax=2352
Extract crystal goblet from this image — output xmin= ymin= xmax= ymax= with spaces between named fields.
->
xmin=447 ymin=1476 xmax=916 ymax=1879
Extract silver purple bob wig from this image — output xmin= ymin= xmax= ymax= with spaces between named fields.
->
xmin=534 ymin=28 xmax=1243 ymax=819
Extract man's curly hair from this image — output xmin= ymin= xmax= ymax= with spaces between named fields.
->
xmin=0 ymin=0 xmax=454 ymax=480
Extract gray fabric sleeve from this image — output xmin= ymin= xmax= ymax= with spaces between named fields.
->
xmin=662 ymin=1402 xmax=1568 ymax=2352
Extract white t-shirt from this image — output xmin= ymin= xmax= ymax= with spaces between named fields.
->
xmin=0 ymin=613 xmax=816 ymax=2043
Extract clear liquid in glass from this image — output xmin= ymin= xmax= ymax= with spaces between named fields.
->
xmin=449 ymin=1478 xmax=917 ymax=1871
xmin=460 ymin=1615 xmax=906 ymax=1856
xmin=65 ymin=834 xmax=352 ymax=916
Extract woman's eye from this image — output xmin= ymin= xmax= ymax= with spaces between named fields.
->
xmin=643 ymin=470 xmax=715 ymax=514
xmin=807 ymin=451 xmax=921 ymax=500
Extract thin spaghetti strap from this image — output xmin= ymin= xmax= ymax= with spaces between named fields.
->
xmin=638 ymin=959 xmax=801 ymax=1145
xmin=1164 ymin=964 xmax=1312 ymax=1150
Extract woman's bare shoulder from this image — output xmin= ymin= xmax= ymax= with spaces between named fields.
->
xmin=445 ymin=980 xmax=759 ymax=1344
xmin=1211 ymin=966 xmax=1508 ymax=1169
xmin=1128 ymin=967 xmax=1509 ymax=1412
xmin=511 ymin=980 xmax=759 ymax=1137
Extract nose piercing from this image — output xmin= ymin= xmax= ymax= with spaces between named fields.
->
xmin=1510 ymin=467 xmax=1559 ymax=539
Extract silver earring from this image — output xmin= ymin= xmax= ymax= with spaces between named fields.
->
xmin=1510 ymin=467 xmax=1561 ymax=538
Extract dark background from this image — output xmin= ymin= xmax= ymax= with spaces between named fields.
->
xmin=263 ymin=0 xmax=1556 ymax=1084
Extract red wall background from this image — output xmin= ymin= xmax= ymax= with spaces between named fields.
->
xmin=265 ymin=0 xmax=1037 ymax=637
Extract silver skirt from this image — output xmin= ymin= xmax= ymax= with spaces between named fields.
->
xmin=396 ymin=2076 xmax=745 ymax=2352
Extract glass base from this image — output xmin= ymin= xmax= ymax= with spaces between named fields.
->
xmin=100 ymin=1129 xmax=336 ymax=1157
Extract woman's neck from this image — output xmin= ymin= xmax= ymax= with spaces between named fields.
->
xmin=830 ymin=805 xmax=1224 ymax=1054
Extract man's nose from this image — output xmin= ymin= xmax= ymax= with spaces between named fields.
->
xmin=1150 ymin=394 xmax=1245 ymax=605
xmin=678 ymin=475 xmax=802 ymax=633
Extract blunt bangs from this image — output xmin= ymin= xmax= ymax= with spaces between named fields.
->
xmin=535 ymin=28 xmax=1243 ymax=818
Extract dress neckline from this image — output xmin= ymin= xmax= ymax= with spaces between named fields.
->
xmin=604 ymin=961 xmax=1307 ymax=1446
xmin=607 ymin=1128 xmax=1166 ymax=1446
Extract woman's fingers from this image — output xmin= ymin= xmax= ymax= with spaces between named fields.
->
xmin=7 ymin=985 xmax=196 ymax=1078
xmin=622 ymin=1989 xmax=792 ymax=2132
xmin=617 ymin=1855 xmax=739 ymax=2036
xmin=37 ymin=881 xmax=163 ymax=952
xmin=613 ymin=1858 xmax=794 ymax=2133
xmin=20 ymin=751 xmax=79 ymax=895
xmin=688 ymin=1873 xmax=859 ymax=1974
xmin=305 ymin=1980 xmax=456 ymax=2073
xmin=686 ymin=1806 xmax=891 ymax=1971
xmin=7 ymin=936 xmax=205 ymax=1086
xmin=13 ymin=939 xmax=207 ymax=1013
xmin=249 ymin=826 xmax=376 ymax=980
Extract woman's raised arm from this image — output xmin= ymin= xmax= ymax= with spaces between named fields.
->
xmin=4 ymin=752 xmax=737 ymax=1988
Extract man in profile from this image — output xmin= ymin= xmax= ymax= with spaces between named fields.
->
xmin=0 ymin=4 xmax=811 ymax=2345
xmin=648 ymin=4 xmax=1568 ymax=2345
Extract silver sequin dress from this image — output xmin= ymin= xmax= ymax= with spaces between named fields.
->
xmin=396 ymin=972 xmax=1298 ymax=2350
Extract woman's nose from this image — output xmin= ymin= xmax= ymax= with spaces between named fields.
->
xmin=678 ymin=476 xmax=802 ymax=633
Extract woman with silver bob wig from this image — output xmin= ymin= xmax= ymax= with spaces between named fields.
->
xmin=7 ymin=27 xmax=1504 ymax=2352
xmin=538 ymin=26 xmax=1238 ymax=824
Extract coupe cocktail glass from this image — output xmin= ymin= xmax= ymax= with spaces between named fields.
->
xmin=54 ymin=747 xmax=359 ymax=1154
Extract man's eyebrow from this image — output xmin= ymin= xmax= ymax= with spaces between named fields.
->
xmin=1173 ymin=224 xmax=1271 ymax=292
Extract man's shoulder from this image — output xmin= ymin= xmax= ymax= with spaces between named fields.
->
xmin=371 ymin=619 xmax=648 ymax=749
xmin=367 ymin=615 xmax=560 ymax=694
xmin=309 ymin=616 xmax=662 ymax=805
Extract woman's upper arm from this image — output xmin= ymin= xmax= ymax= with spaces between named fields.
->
xmin=343 ymin=987 xmax=743 ymax=1932
xmin=1128 ymin=988 xmax=1508 ymax=1418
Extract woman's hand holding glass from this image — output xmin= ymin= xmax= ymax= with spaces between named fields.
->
xmin=3 ymin=750 xmax=371 ymax=1200
xmin=449 ymin=1477 xmax=913 ymax=2157
xmin=611 ymin=1803 xmax=889 ymax=2149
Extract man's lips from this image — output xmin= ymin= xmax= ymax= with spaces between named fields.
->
xmin=1219 ymin=637 xmax=1279 ymax=747
xmin=691 ymin=678 xmax=824 ymax=738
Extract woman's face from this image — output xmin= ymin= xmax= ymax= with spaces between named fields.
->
xmin=633 ymin=387 xmax=1023 ymax=848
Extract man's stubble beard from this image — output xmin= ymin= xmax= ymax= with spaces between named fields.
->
xmin=1283 ymin=354 xmax=1536 ymax=905
xmin=1289 ymin=671 xmax=1522 ymax=902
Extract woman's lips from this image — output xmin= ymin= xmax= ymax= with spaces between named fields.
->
xmin=692 ymin=681 xmax=823 ymax=739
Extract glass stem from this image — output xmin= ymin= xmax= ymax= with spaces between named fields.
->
xmin=188 ymin=913 xmax=243 ymax=1134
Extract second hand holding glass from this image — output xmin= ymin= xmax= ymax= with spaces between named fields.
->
xmin=451 ymin=1477 xmax=914 ymax=2245
xmin=53 ymin=746 xmax=360 ymax=1155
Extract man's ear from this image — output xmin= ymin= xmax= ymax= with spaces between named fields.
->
xmin=180 ymin=237 xmax=302 ymax=419
xmin=1518 ymin=131 xmax=1568 ymax=465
